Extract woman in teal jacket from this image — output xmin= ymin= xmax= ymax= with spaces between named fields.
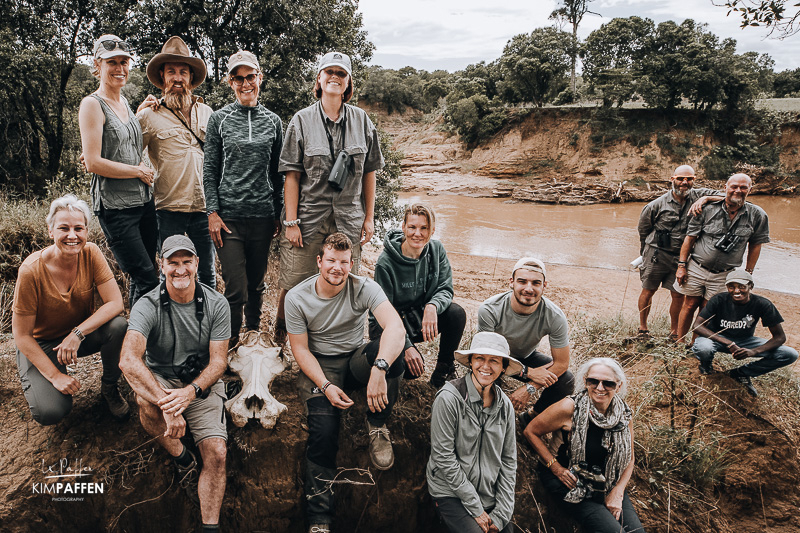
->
xmin=203 ymin=50 xmax=283 ymax=343
xmin=371 ymin=203 xmax=466 ymax=388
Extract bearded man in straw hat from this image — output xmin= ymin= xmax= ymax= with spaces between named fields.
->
xmin=136 ymin=36 xmax=217 ymax=289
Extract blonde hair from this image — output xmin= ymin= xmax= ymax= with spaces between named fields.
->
xmin=46 ymin=194 xmax=92 ymax=228
xmin=402 ymin=203 xmax=436 ymax=231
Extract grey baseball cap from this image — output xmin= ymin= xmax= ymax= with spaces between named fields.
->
xmin=726 ymin=268 xmax=754 ymax=287
xmin=161 ymin=235 xmax=197 ymax=258
xmin=227 ymin=50 xmax=259 ymax=76
xmin=93 ymin=35 xmax=133 ymax=61
xmin=318 ymin=51 xmax=352 ymax=77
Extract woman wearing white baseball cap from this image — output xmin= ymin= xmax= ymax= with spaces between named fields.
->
xmin=427 ymin=331 xmax=520 ymax=532
xmin=274 ymin=51 xmax=384 ymax=346
xmin=79 ymin=34 xmax=159 ymax=307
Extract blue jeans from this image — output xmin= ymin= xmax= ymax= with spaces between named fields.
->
xmin=97 ymin=200 xmax=159 ymax=307
xmin=692 ymin=336 xmax=798 ymax=377
xmin=156 ymin=209 xmax=216 ymax=288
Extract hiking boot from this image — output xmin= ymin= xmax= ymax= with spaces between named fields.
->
xmin=308 ymin=525 xmax=331 ymax=533
xmin=366 ymin=421 xmax=394 ymax=470
xmin=175 ymin=448 xmax=200 ymax=506
xmin=698 ymin=361 xmax=713 ymax=375
xmin=101 ymin=381 xmax=131 ymax=420
xmin=727 ymin=370 xmax=758 ymax=397
xmin=429 ymin=364 xmax=456 ymax=389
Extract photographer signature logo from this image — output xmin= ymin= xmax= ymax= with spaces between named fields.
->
xmin=32 ymin=458 xmax=105 ymax=501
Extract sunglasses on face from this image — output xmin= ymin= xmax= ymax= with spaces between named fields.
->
xmin=99 ymin=39 xmax=130 ymax=52
xmin=586 ymin=377 xmax=618 ymax=390
xmin=323 ymin=68 xmax=348 ymax=78
xmin=231 ymin=73 xmax=258 ymax=86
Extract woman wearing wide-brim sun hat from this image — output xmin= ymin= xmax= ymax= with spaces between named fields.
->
xmin=427 ymin=331 xmax=521 ymax=533
xmin=79 ymin=34 xmax=159 ymax=308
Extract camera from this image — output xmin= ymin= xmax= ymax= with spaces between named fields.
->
xmin=571 ymin=461 xmax=607 ymax=503
xmin=327 ymin=150 xmax=352 ymax=191
xmin=175 ymin=352 xmax=209 ymax=389
xmin=714 ymin=232 xmax=742 ymax=253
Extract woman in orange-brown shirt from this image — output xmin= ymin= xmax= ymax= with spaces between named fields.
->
xmin=12 ymin=194 xmax=130 ymax=425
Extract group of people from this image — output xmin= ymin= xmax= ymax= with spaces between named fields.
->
xmin=10 ymin=33 xmax=796 ymax=533
xmin=637 ymin=166 xmax=797 ymax=397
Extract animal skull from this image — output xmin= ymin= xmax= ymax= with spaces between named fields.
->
xmin=226 ymin=337 xmax=287 ymax=429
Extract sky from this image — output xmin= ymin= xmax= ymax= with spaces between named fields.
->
xmin=358 ymin=0 xmax=798 ymax=73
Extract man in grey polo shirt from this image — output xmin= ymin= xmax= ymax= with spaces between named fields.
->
xmin=275 ymin=51 xmax=384 ymax=347
xmin=478 ymin=257 xmax=574 ymax=424
xmin=637 ymin=165 xmax=721 ymax=339
xmin=120 ymin=235 xmax=230 ymax=532
xmin=675 ymin=173 xmax=770 ymax=344
xmin=285 ymin=233 xmax=405 ymax=533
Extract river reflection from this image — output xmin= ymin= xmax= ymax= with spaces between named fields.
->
xmin=398 ymin=193 xmax=800 ymax=295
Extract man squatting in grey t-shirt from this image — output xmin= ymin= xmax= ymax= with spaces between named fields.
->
xmin=120 ymin=235 xmax=231 ymax=531
xmin=478 ymin=257 xmax=574 ymax=425
xmin=284 ymin=233 xmax=405 ymax=530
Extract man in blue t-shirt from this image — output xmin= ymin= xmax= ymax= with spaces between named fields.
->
xmin=692 ymin=268 xmax=797 ymax=397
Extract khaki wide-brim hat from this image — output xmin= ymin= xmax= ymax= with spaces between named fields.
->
xmin=146 ymin=36 xmax=207 ymax=90
xmin=455 ymin=332 xmax=524 ymax=376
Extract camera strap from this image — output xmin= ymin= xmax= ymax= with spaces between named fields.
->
xmin=161 ymin=99 xmax=205 ymax=150
xmin=160 ymin=281 xmax=206 ymax=376
xmin=318 ymin=102 xmax=348 ymax=160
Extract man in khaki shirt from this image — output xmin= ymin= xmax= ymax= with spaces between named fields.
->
xmin=137 ymin=36 xmax=216 ymax=288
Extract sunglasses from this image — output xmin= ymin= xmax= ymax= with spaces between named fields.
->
xmin=231 ymin=73 xmax=259 ymax=86
xmin=323 ymin=68 xmax=348 ymax=78
xmin=99 ymin=39 xmax=130 ymax=52
xmin=586 ymin=377 xmax=618 ymax=390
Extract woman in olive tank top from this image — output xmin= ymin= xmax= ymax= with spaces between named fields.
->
xmin=78 ymin=34 xmax=159 ymax=307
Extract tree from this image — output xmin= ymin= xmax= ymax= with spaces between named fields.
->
xmin=773 ymin=67 xmax=800 ymax=96
xmin=718 ymin=0 xmax=800 ymax=37
xmin=496 ymin=28 xmax=572 ymax=107
xmin=582 ymin=16 xmax=654 ymax=107
xmin=549 ymin=0 xmax=598 ymax=96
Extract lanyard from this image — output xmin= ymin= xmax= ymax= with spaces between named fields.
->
xmin=318 ymin=102 xmax=347 ymax=159
xmin=161 ymin=99 xmax=205 ymax=149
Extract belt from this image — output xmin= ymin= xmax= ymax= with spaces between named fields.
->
xmin=691 ymin=257 xmax=734 ymax=275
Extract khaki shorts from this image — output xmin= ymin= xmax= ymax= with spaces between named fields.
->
xmin=673 ymin=258 xmax=729 ymax=300
xmin=152 ymin=373 xmax=227 ymax=444
xmin=639 ymin=246 xmax=678 ymax=291
xmin=278 ymin=214 xmax=362 ymax=290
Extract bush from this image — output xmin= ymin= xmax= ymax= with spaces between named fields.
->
xmin=445 ymin=95 xmax=506 ymax=145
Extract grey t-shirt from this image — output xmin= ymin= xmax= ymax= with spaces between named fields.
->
xmin=477 ymin=293 xmax=570 ymax=359
xmin=688 ymin=201 xmax=770 ymax=271
xmin=285 ymin=274 xmax=387 ymax=355
xmin=128 ymin=284 xmax=231 ymax=379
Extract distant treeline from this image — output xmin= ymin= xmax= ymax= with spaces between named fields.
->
xmin=359 ymin=17 xmax=800 ymax=145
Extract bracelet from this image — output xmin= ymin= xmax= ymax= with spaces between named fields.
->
xmin=519 ymin=365 xmax=528 ymax=379
xmin=282 ymin=219 xmax=301 ymax=227
xmin=72 ymin=328 xmax=85 ymax=342
xmin=321 ymin=381 xmax=332 ymax=393
xmin=677 ymin=261 xmax=687 ymax=266
xmin=545 ymin=457 xmax=557 ymax=468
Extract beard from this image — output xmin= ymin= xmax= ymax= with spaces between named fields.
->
xmin=671 ymin=182 xmax=689 ymax=199
xmin=170 ymin=276 xmax=192 ymax=290
xmin=164 ymin=85 xmax=192 ymax=110
xmin=727 ymin=193 xmax=746 ymax=208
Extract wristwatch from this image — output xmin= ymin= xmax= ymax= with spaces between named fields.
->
xmin=190 ymin=382 xmax=204 ymax=398
xmin=373 ymin=359 xmax=389 ymax=372
xmin=72 ymin=328 xmax=85 ymax=342
xmin=282 ymin=218 xmax=301 ymax=227
xmin=526 ymin=384 xmax=537 ymax=395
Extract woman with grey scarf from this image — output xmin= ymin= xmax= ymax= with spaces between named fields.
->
xmin=523 ymin=358 xmax=646 ymax=532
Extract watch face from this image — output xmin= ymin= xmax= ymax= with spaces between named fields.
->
xmin=374 ymin=359 xmax=389 ymax=371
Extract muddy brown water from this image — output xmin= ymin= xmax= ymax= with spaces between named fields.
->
xmin=399 ymin=193 xmax=800 ymax=295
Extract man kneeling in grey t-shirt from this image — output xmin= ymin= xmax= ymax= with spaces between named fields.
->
xmin=285 ymin=233 xmax=405 ymax=532
xmin=478 ymin=257 xmax=574 ymax=427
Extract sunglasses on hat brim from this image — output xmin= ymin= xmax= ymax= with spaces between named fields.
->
xmin=99 ymin=39 xmax=130 ymax=53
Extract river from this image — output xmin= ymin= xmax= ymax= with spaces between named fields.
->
xmin=398 ymin=193 xmax=800 ymax=295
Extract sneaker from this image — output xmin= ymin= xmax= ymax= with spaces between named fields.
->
xmin=429 ymin=365 xmax=456 ymax=389
xmin=309 ymin=525 xmax=331 ymax=533
xmin=366 ymin=421 xmax=394 ymax=470
xmin=175 ymin=448 xmax=200 ymax=505
xmin=727 ymin=370 xmax=758 ymax=397
xmin=101 ymin=381 xmax=131 ymax=420
xmin=699 ymin=361 xmax=713 ymax=375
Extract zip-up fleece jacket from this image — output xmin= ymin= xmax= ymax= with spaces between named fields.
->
xmin=372 ymin=229 xmax=454 ymax=349
xmin=203 ymin=101 xmax=284 ymax=219
xmin=426 ymin=376 xmax=517 ymax=530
